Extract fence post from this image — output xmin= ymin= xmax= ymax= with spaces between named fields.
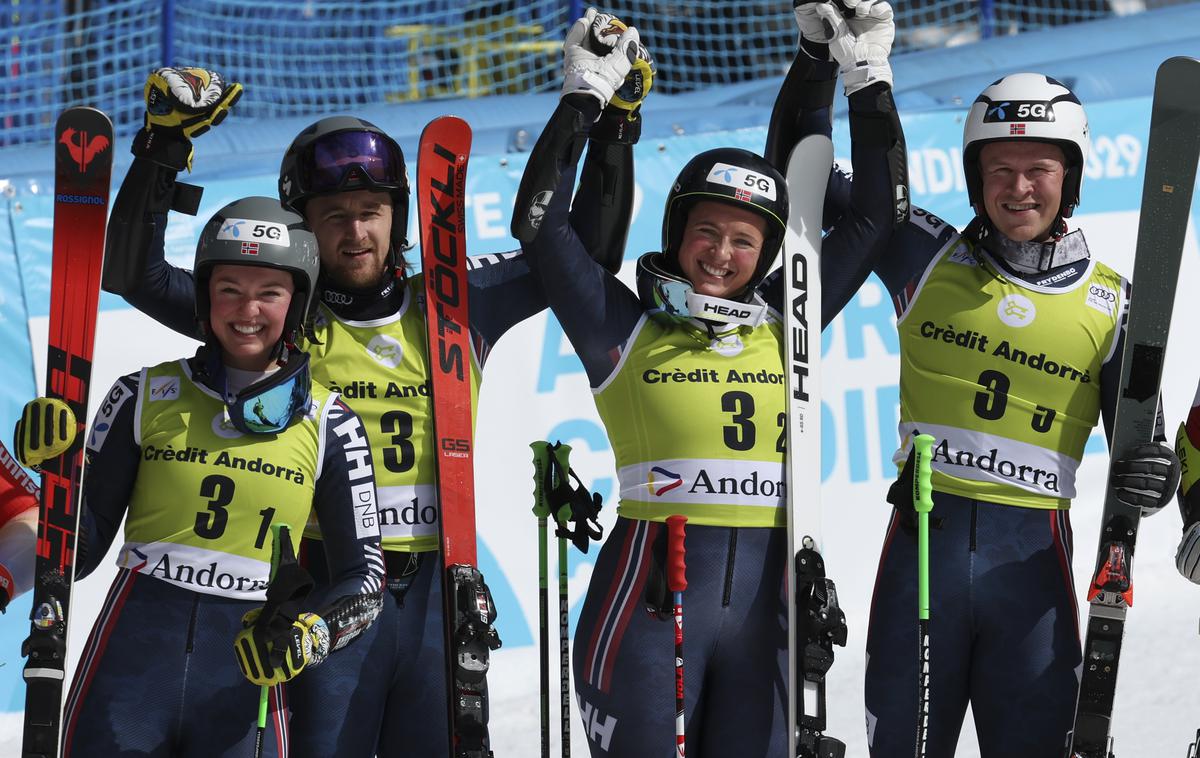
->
xmin=161 ymin=0 xmax=175 ymax=66
xmin=980 ymin=0 xmax=995 ymax=40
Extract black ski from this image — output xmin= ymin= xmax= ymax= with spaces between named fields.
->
xmin=1066 ymin=56 xmax=1200 ymax=758
xmin=22 ymin=106 xmax=112 ymax=758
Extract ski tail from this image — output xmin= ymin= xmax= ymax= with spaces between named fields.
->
xmin=22 ymin=106 xmax=113 ymax=758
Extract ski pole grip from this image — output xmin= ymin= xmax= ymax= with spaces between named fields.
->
xmin=912 ymin=434 xmax=935 ymax=515
xmin=666 ymin=515 xmax=688 ymax=593
xmin=549 ymin=442 xmax=575 ymax=521
xmin=531 ymin=441 xmax=552 ymax=518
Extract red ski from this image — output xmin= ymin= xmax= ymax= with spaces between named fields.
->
xmin=22 ymin=106 xmax=112 ymax=758
xmin=418 ymin=115 xmax=499 ymax=758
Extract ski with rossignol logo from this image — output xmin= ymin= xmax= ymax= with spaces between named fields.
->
xmin=22 ymin=106 xmax=112 ymax=758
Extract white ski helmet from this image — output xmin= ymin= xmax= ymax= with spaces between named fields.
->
xmin=962 ymin=73 xmax=1090 ymax=220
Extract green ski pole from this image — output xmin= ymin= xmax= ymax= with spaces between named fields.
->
xmin=531 ymin=441 xmax=553 ymax=758
xmin=912 ymin=434 xmax=935 ymax=758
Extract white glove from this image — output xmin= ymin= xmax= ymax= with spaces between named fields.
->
xmin=562 ymin=7 xmax=639 ymax=110
xmin=794 ymin=1 xmax=844 ymax=45
xmin=815 ymin=0 xmax=895 ymax=95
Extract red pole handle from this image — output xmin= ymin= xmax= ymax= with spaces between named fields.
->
xmin=666 ymin=514 xmax=688 ymax=593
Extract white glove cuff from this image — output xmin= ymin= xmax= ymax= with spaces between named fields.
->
xmin=562 ymin=68 xmax=618 ymax=113
xmin=842 ymin=59 xmax=892 ymax=96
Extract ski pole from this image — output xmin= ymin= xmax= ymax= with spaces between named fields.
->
xmin=254 ymin=521 xmax=293 ymax=758
xmin=531 ymin=441 xmax=553 ymax=758
xmin=912 ymin=435 xmax=935 ymax=758
xmin=558 ymin=517 xmax=572 ymax=758
xmin=549 ymin=442 xmax=576 ymax=758
xmin=666 ymin=514 xmax=688 ymax=757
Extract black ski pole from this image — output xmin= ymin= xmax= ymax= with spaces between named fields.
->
xmin=531 ymin=441 xmax=553 ymax=758
xmin=549 ymin=442 xmax=577 ymax=758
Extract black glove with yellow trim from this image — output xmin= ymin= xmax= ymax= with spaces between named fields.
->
xmin=234 ymin=607 xmax=330 ymax=687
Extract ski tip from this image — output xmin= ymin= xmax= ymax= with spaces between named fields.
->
xmin=420 ymin=115 xmax=472 ymax=139
xmin=55 ymin=106 xmax=114 ymax=130
xmin=1161 ymin=55 xmax=1200 ymax=70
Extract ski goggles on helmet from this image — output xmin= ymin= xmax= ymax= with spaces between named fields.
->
xmin=224 ymin=351 xmax=313 ymax=435
xmin=297 ymin=130 xmax=407 ymax=198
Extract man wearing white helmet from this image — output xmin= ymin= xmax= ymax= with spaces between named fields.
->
xmin=819 ymin=73 xmax=1179 ymax=756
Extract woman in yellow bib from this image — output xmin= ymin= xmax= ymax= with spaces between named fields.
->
xmin=513 ymin=6 xmax=906 ymax=755
xmin=19 ymin=197 xmax=385 ymax=757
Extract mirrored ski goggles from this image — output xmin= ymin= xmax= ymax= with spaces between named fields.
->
xmin=225 ymin=352 xmax=313 ymax=435
xmin=298 ymin=131 xmax=407 ymax=197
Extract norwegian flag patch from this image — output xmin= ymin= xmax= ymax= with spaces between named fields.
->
xmin=1010 ymin=123 xmax=1026 ymax=135
xmin=241 ymin=241 xmax=259 ymax=255
xmin=734 ymin=188 xmax=752 ymax=202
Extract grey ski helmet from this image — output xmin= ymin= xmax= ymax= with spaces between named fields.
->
xmin=193 ymin=196 xmax=320 ymax=345
xmin=962 ymin=73 xmax=1090 ymax=221
xmin=279 ymin=116 xmax=411 ymax=252
xmin=637 ymin=147 xmax=787 ymax=323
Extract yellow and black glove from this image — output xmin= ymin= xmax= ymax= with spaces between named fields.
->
xmin=132 ymin=67 xmax=243 ymax=172
xmin=13 ymin=397 xmax=76 ymax=471
xmin=234 ymin=607 xmax=330 ymax=687
xmin=609 ymin=37 xmax=655 ymax=114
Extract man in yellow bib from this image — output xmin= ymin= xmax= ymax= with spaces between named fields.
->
xmin=840 ymin=73 xmax=1181 ymax=757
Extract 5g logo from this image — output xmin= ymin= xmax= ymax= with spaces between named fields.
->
xmin=252 ymin=224 xmax=282 ymax=240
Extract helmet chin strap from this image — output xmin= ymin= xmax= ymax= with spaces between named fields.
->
xmin=975 ymin=217 xmax=1090 ymax=274
xmin=685 ymin=290 xmax=768 ymax=328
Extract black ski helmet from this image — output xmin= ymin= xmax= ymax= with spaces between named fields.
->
xmin=279 ymin=116 xmax=411 ymax=252
xmin=962 ymin=73 xmax=1090 ymax=222
xmin=658 ymin=147 xmax=788 ymax=298
xmin=193 ymin=196 xmax=320 ymax=346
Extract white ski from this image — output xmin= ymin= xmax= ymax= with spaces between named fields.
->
xmin=782 ymin=134 xmax=847 ymax=758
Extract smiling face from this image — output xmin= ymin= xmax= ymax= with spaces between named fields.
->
xmin=676 ymin=200 xmax=767 ymax=299
xmin=207 ymin=264 xmax=295 ymax=371
xmin=979 ymin=140 xmax=1067 ymax=242
xmin=305 ymin=189 xmax=394 ymax=290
